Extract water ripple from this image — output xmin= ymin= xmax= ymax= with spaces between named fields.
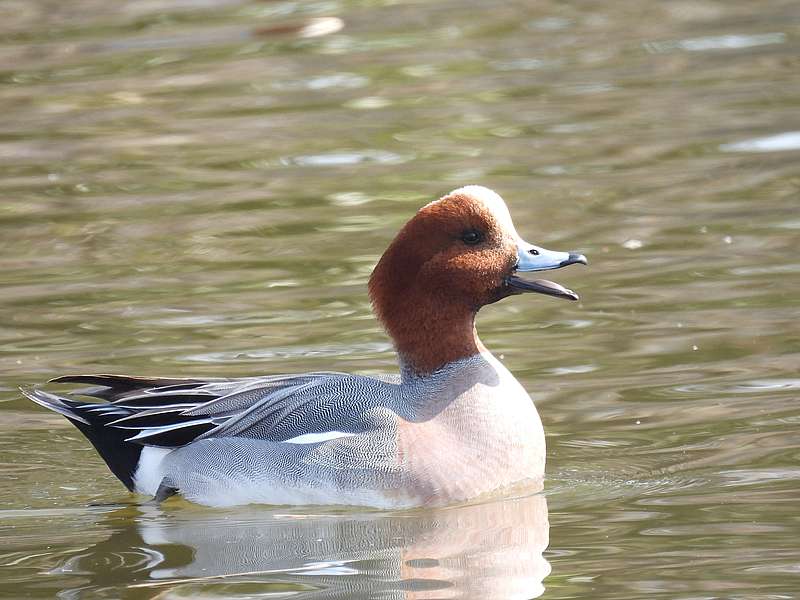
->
xmin=644 ymin=32 xmax=786 ymax=53
xmin=183 ymin=342 xmax=393 ymax=363
xmin=720 ymin=131 xmax=800 ymax=153
xmin=280 ymin=150 xmax=410 ymax=167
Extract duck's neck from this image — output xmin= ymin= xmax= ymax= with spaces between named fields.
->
xmin=384 ymin=300 xmax=486 ymax=379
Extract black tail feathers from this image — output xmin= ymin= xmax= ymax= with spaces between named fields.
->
xmin=67 ymin=418 xmax=142 ymax=491
xmin=21 ymin=388 xmax=142 ymax=491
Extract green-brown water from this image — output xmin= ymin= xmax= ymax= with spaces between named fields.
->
xmin=1 ymin=0 xmax=799 ymax=598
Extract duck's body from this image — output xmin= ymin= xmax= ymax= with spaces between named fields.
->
xmin=24 ymin=186 xmax=585 ymax=508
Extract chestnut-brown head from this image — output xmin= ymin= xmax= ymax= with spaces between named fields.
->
xmin=368 ymin=186 xmax=586 ymax=376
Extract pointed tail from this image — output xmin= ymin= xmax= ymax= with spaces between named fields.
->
xmin=21 ymin=387 xmax=143 ymax=491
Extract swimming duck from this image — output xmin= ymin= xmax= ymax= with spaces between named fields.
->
xmin=23 ymin=186 xmax=586 ymax=508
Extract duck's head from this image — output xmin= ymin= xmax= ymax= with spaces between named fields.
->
xmin=369 ymin=186 xmax=587 ymax=375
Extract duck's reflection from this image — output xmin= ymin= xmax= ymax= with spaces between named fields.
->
xmin=59 ymin=492 xmax=549 ymax=599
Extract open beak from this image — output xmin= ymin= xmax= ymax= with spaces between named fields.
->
xmin=506 ymin=240 xmax=587 ymax=301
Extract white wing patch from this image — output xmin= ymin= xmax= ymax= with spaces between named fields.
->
xmin=283 ymin=431 xmax=357 ymax=444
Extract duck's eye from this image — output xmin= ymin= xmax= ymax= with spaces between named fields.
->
xmin=460 ymin=229 xmax=484 ymax=245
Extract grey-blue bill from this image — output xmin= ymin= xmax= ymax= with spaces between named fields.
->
xmin=507 ymin=241 xmax=587 ymax=301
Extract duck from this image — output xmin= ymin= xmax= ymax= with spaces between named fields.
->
xmin=23 ymin=185 xmax=586 ymax=508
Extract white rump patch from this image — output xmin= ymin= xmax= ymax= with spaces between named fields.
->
xmin=134 ymin=446 xmax=172 ymax=496
xmin=283 ymin=431 xmax=356 ymax=444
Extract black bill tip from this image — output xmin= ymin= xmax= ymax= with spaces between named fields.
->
xmin=560 ymin=252 xmax=587 ymax=267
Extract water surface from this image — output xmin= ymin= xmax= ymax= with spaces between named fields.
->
xmin=1 ymin=0 xmax=799 ymax=598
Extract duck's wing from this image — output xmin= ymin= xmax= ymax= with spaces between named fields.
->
xmin=190 ymin=372 xmax=398 ymax=442
xmin=27 ymin=371 xmax=396 ymax=448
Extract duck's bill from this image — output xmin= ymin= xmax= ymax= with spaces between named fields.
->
xmin=508 ymin=241 xmax=587 ymax=301
xmin=506 ymin=276 xmax=580 ymax=301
